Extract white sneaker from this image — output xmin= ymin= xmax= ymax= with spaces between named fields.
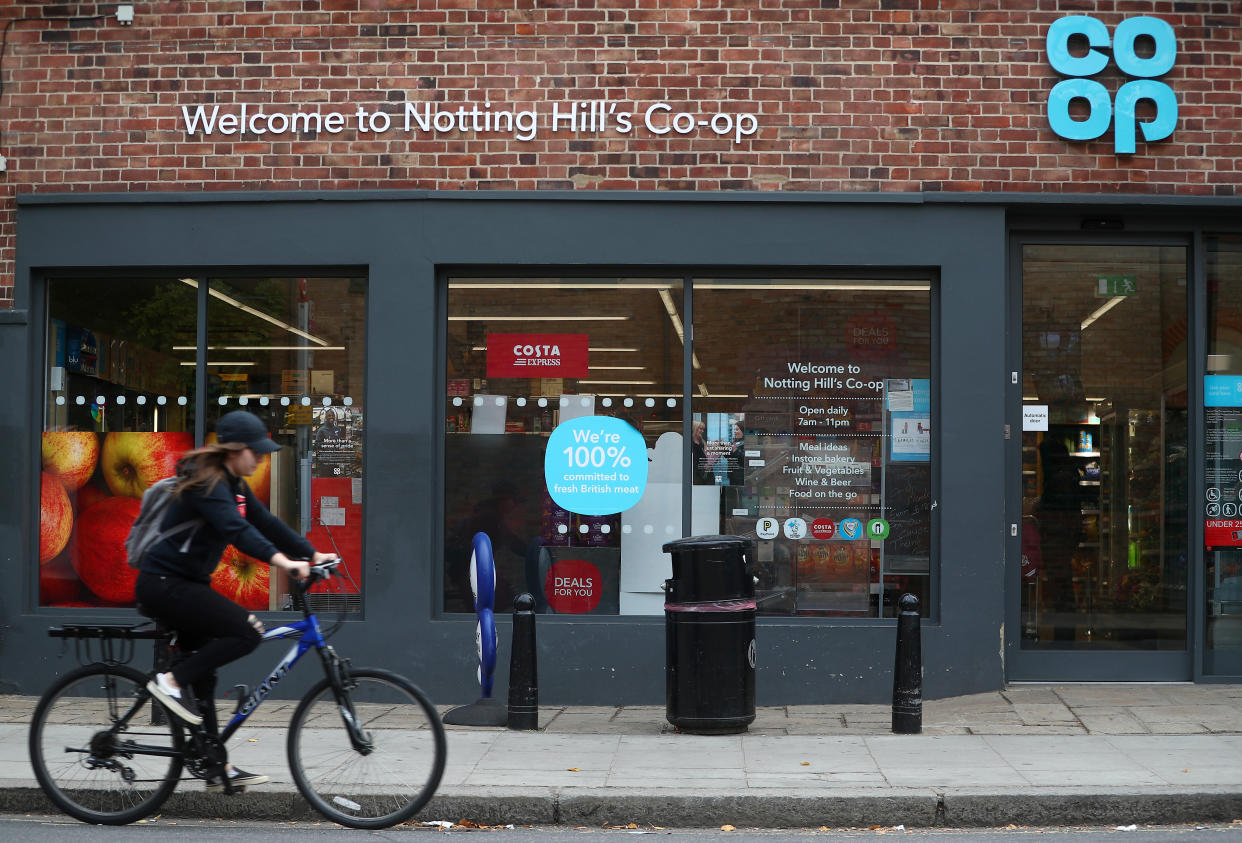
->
xmin=145 ymin=673 xmax=203 ymax=725
xmin=206 ymin=767 xmax=269 ymax=792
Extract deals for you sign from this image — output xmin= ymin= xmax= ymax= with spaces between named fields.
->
xmin=544 ymin=416 xmax=648 ymax=516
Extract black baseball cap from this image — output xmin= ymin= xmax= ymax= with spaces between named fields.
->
xmin=215 ymin=410 xmax=281 ymax=454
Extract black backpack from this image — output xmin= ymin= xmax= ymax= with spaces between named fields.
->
xmin=124 ymin=477 xmax=204 ymax=569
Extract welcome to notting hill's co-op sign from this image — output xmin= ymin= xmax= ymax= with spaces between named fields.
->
xmin=180 ymin=100 xmax=759 ymax=144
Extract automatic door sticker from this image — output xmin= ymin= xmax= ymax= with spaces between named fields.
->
xmin=756 ymin=517 xmax=779 ymax=540
xmin=839 ymin=518 xmax=862 ymax=541
xmin=783 ymin=517 xmax=807 ymax=540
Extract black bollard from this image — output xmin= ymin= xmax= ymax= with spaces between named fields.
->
xmin=892 ymin=593 xmax=922 ymax=734
xmin=507 ymin=592 xmax=538 ymax=731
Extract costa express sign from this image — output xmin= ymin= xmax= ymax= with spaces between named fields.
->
xmin=487 ymin=334 xmax=588 ymax=379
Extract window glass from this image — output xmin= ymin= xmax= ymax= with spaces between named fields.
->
xmin=206 ymin=277 xmax=366 ymax=613
xmin=1206 ymin=236 xmax=1242 ymax=670
xmin=691 ymin=277 xmax=934 ymax=617
xmin=445 ymin=277 xmax=683 ymax=616
xmin=1020 ymin=245 xmax=1187 ymax=650
xmin=41 ymin=278 xmax=197 ymax=607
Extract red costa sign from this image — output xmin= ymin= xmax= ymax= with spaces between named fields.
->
xmin=487 ymin=334 xmax=589 ymax=379
xmin=811 ymin=519 xmax=836 ymax=540
xmin=544 ymin=558 xmax=602 ymax=614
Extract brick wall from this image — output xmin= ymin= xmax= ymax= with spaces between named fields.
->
xmin=1 ymin=0 xmax=1239 ymax=304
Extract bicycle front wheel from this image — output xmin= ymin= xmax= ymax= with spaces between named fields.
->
xmin=287 ymin=667 xmax=446 ymax=829
xmin=29 ymin=663 xmax=183 ymax=825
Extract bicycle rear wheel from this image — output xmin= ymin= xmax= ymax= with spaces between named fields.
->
xmin=29 ymin=663 xmax=183 ymax=825
xmin=287 ymin=667 xmax=446 ymax=829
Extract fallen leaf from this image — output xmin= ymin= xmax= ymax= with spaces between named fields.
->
xmin=1183 ymin=768 xmax=1190 ymax=773
xmin=627 ymin=823 xmax=638 ymax=829
xmin=721 ymin=825 xmax=736 ymax=832
xmin=248 ymin=738 xmax=258 ymax=742
xmin=800 ymin=761 xmax=811 ymax=766
xmin=568 ymin=767 xmax=580 ymax=772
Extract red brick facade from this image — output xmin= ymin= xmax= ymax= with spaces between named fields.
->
xmin=1 ymin=1 xmax=1238 ymax=303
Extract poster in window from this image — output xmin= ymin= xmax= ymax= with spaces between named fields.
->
xmin=312 ymin=406 xmax=363 ymax=478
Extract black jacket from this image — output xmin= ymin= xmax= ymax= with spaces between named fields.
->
xmin=141 ymin=470 xmax=314 ymax=584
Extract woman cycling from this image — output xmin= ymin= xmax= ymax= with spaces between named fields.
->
xmin=137 ymin=410 xmax=337 ymax=791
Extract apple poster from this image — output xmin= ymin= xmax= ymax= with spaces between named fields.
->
xmin=40 ymin=429 xmax=275 ymax=610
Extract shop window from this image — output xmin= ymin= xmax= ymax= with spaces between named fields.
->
xmin=39 ymin=275 xmax=366 ymax=612
xmin=41 ymin=277 xmax=197 ymax=607
xmin=443 ymin=274 xmax=933 ymax=619
xmin=691 ymin=277 xmax=934 ymax=618
xmin=1206 ymin=235 xmax=1242 ymax=670
xmin=445 ymin=277 xmax=683 ymax=616
xmin=205 ymin=277 xmax=367 ymax=613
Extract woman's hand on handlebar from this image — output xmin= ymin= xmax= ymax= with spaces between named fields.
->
xmin=311 ymin=551 xmax=340 ymax=567
xmin=270 ymin=553 xmax=311 ymax=580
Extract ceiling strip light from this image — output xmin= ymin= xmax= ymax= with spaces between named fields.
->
xmin=180 ymin=279 xmax=331 ymax=346
xmin=1080 ymin=296 xmax=1126 ymax=330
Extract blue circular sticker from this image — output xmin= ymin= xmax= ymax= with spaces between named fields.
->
xmin=545 ymin=416 xmax=648 ymax=516
xmin=838 ymin=518 xmax=863 ymax=541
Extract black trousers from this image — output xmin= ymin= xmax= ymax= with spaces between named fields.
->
xmin=135 ymin=572 xmax=262 ymax=734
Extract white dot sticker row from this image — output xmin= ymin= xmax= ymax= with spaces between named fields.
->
xmin=554 ymin=523 xmax=677 ymax=535
xmin=55 ymin=395 xmax=357 ymax=407
xmin=452 ymin=396 xmax=677 ymax=409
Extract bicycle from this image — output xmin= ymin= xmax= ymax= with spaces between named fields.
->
xmin=28 ymin=559 xmax=447 ymax=829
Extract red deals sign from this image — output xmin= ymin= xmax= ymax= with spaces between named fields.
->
xmin=544 ymin=558 xmax=602 ymax=614
xmin=845 ymin=311 xmax=896 ymax=360
xmin=1205 ymin=519 xmax=1242 ymax=548
xmin=487 ymin=334 xmax=589 ymax=379
xmin=811 ymin=519 xmax=836 ymax=540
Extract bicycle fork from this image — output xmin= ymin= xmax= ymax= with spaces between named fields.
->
xmin=322 ymin=648 xmax=374 ymax=754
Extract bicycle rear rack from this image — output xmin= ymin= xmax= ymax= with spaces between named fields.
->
xmin=48 ymin=623 xmax=167 ymax=667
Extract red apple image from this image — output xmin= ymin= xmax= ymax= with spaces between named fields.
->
xmin=211 ymin=545 xmax=270 ymax=610
xmin=76 ymin=482 xmax=109 ymax=512
xmin=206 ymin=432 xmax=270 ymax=506
xmin=40 ymin=552 xmax=82 ymax=605
xmin=42 ymin=431 xmax=100 ymax=492
xmin=40 ymin=472 xmax=73 ymax=563
xmin=101 ymin=432 xmax=193 ymax=498
xmin=72 ymin=496 xmax=141 ymax=604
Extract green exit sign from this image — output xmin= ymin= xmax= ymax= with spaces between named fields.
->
xmin=1097 ymin=275 xmax=1137 ymax=296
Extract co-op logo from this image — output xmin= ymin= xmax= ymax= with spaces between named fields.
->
xmin=1045 ymin=15 xmax=1177 ymax=154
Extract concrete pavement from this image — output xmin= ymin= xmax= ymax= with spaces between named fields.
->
xmin=2 ymin=684 xmax=1242 ymax=828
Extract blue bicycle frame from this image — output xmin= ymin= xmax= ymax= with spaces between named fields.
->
xmin=218 ymin=613 xmax=327 ymax=743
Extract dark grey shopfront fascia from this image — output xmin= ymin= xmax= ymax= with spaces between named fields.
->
xmin=7 ymin=192 xmax=1003 ymax=704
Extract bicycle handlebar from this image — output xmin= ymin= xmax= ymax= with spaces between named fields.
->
xmin=290 ymin=558 xmax=342 ymax=597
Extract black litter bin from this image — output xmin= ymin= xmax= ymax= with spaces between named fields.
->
xmin=662 ymin=535 xmax=756 ymax=734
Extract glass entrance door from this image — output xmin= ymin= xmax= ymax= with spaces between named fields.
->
xmin=1013 ymin=243 xmax=1189 ymax=679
